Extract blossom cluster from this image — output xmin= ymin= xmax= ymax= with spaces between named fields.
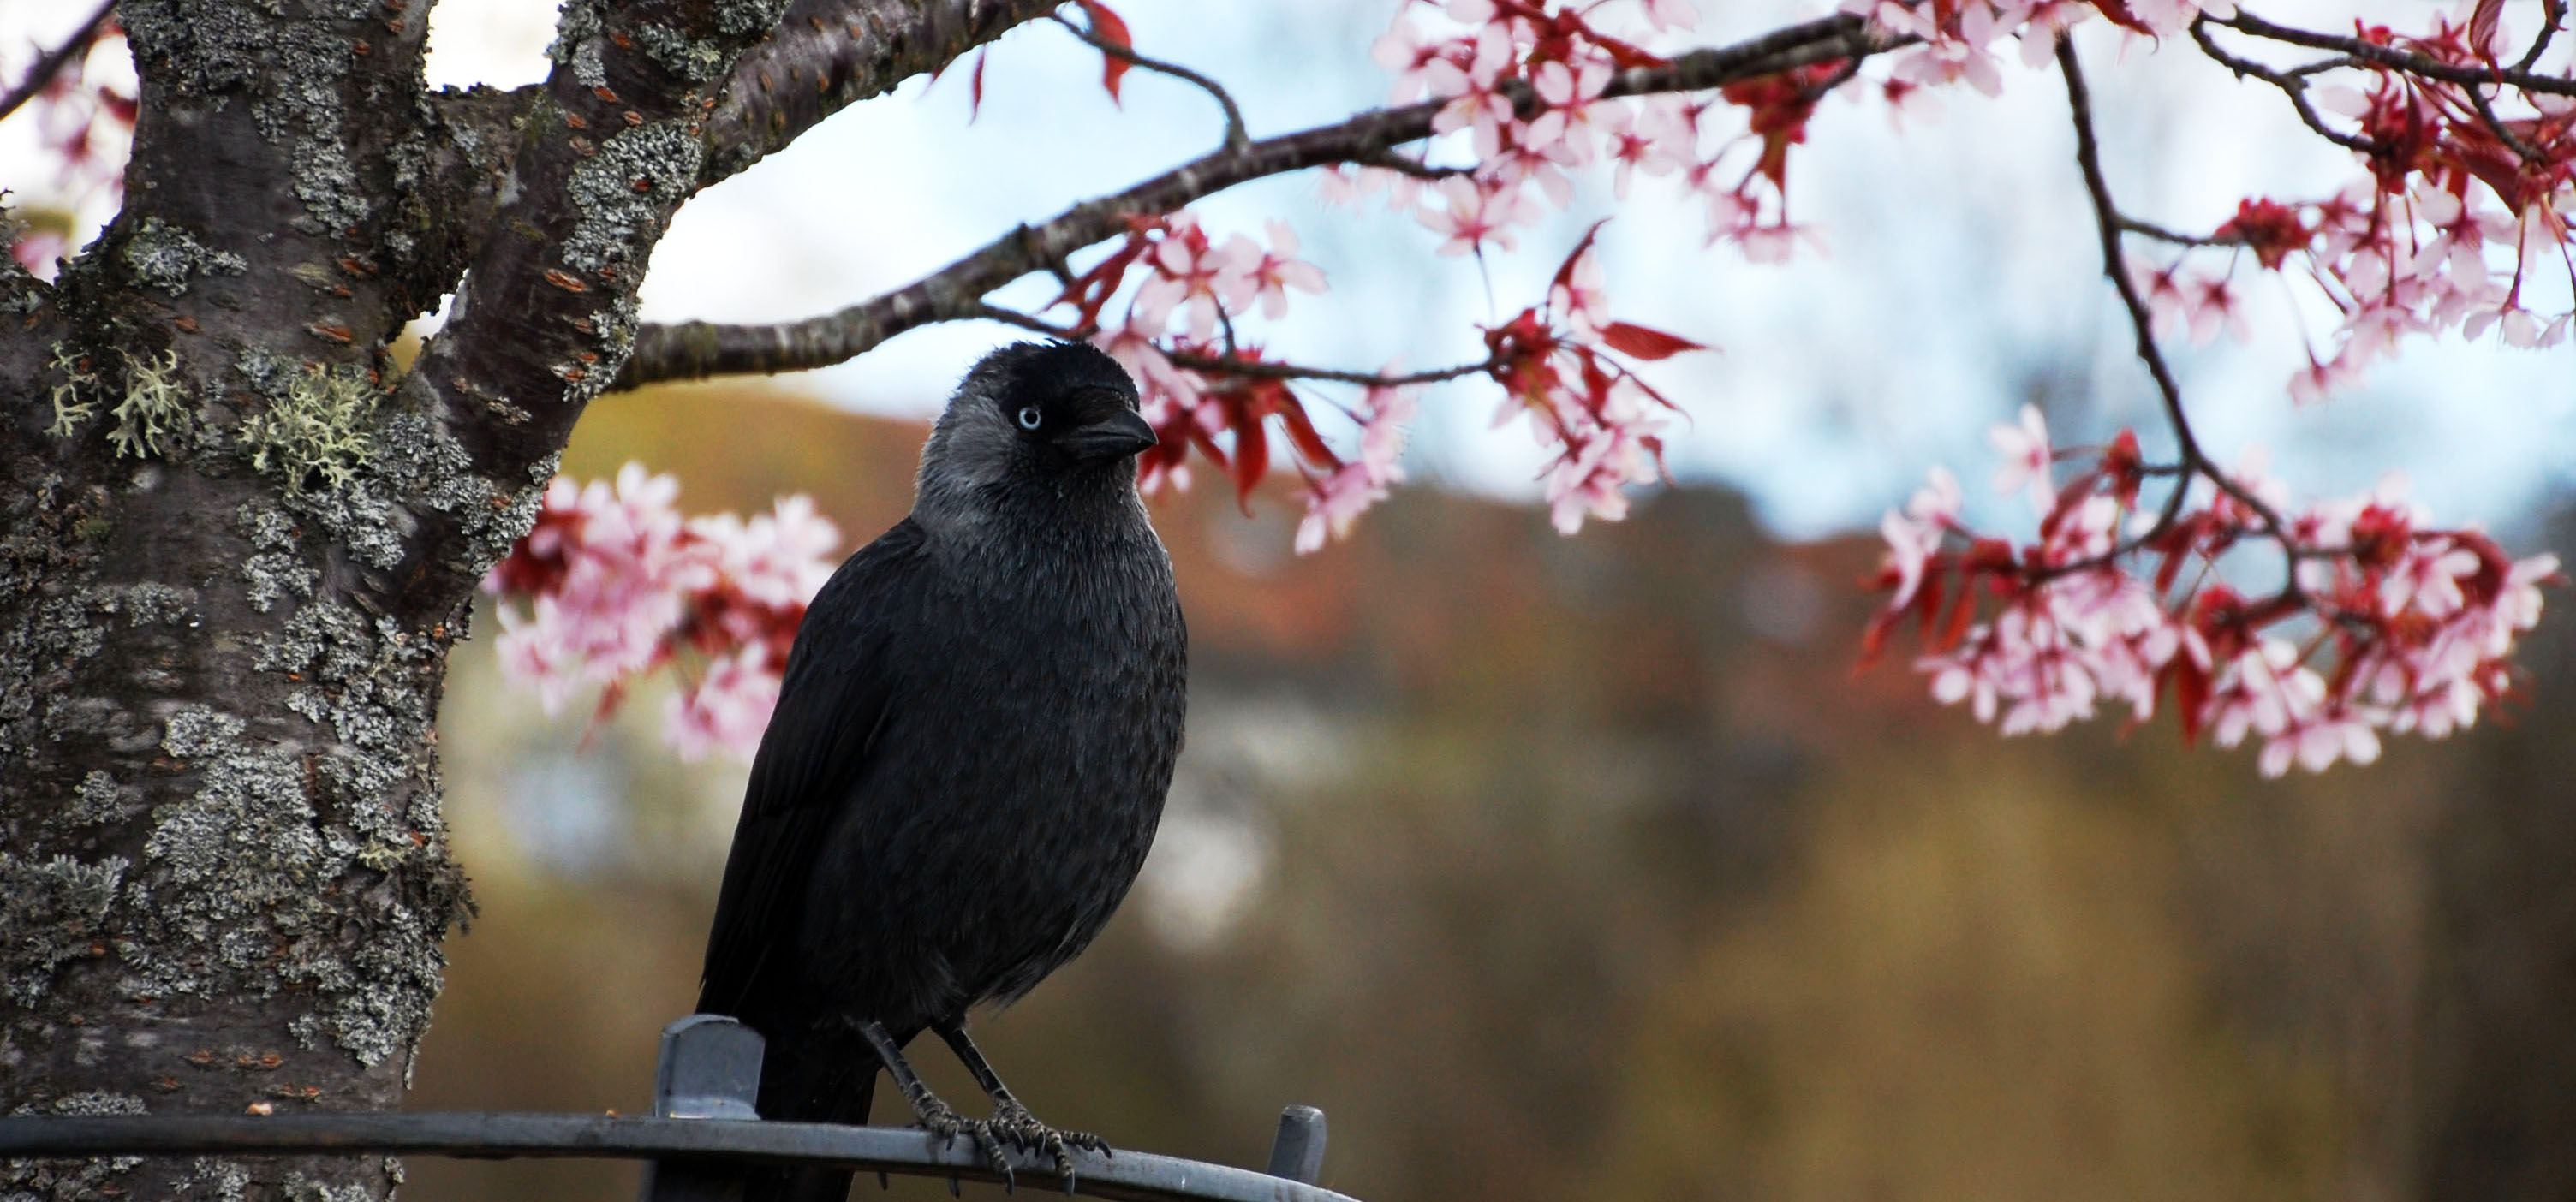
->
xmin=482 ymin=465 xmax=841 ymax=760
xmin=1874 ymin=406 xmax=2561 ymax=776
xmin=2123 ymin=39 xmax=2574 ymax=400
xmin=1067 ymin=212 xmax=1334 ymax=503
xmin=1363 ymin=0 xmax=1841 ymax=260
xmin=1499 ymin=234 xmax=1703 ymax=533
xmin=1062 ymin=205 xmax=1701 ymax=543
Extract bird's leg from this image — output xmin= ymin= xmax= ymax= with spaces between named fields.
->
xmin=852 ymin=1020 xmax=1014 ymax=1178
xmin=935 ymin=1019 xmax=1108 ymax=1182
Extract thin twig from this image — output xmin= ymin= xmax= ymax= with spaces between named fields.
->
xmin=2188 ymin=19 xmax=2380 ymax=154
xmin=1051 ymin=12 xmax=1249 ymax=151
xmin=1350 ymin=150 xmax=1469 ymax=181
xmin=969 ymin=302 xmax=1076 ymax=339
xmin=1163 ymin=349 xmax=1502 ymax=388
xmin=969 ymin=302 xmax=1500 ymax=388
xmin=2513 ymin=0 xmax=2562 ymax=74
xmin=2118 ymin=216 xmax=2227 ymax=247
xmin=0 ymin=1 xmax=115 ymax=127
xmin=2463 ymin=79 xmax=2544 ymax=160
xmin=2287 ymin=55 xmax=2368 ymax=77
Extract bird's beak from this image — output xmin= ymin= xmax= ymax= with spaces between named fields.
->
xmin=1053 ymin=408 xmax=1160 ymax=464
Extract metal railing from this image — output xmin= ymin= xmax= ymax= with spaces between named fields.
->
xmin=0 ymin=1016 xmax=1350 ymax=1202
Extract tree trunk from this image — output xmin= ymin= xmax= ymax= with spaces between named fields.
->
xmin=1 ymin=0 xmax=500 ymax=1195
xmin=0 ymin=0 xmax=1043 ymax=1196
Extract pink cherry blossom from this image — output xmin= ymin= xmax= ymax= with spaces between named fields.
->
xmin=1638 ymin=0 xmax=1697 ymax=33
xmin=1297 ymin=377 xmax=1419 ymax=554
xmin=486 ymin=464 xmax=840 ymax=760
xmin=665 ymin=648 xmax=784 ymax=763
xmin=2259 ymin=705 xmax=2381 ymax=778
xmin=1597 ymin=98 xmax=1695 ymax=199
xmin=1421 ymin=176 xmax=1536 ymax=256
xmin=1987 ymin=403 xmax=2055 ymax=514
xmin=1241 ymin=220 xmax=1329 ymax=319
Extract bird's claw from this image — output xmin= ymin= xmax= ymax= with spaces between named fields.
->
xmin=987 ymin=1100 xmax=1107 ymax=1186
xmin=913 ymin=1096 xmax=1108 ymax=1190
xmin=915 ymin=1104 xmax=1025 ymax=1186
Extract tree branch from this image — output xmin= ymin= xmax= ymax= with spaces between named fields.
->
xmin=2056 ymin=37 xmax=2287 ymax=543
xmin=1167 ymin=352 xmax=1500 ymax=388
xmin=616 ymin=13 xmax=1901 ymax=390
xmin=2188 ymin=19 xmax=2380 ymax=154
xmin=2118 ymin=215 xmax=2228 ymax=247
xmin=2217 ymin=9 xmax=2576 ymax=97
xmin=698 ymin=0 xmax=1063 ymax=190
xmin=400 ymin=0 xmax=815 ymax=595
xmin=2514 ymin=0 xmax=2563 ymax=74
xmin=0 ymin=0 xmax=114 ymax=127
xmin=965 ymin=301 xmax=1501 ymax=386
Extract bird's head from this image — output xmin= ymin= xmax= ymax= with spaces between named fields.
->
xmin=917 ymin=341 xmax=1159 ymax=521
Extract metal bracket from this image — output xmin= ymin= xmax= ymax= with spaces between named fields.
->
xmin=638 ymin=1015 xmax=764 ymax=1202
xmin=1264 ymin=1106 xmax=1327 ymax=1185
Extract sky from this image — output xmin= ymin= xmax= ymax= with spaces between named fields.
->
xmin=4 ymin=0 xmax=2570 ymax=544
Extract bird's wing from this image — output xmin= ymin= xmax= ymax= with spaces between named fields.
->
xmin=696 ymin=517 xmax=928 ymax=1016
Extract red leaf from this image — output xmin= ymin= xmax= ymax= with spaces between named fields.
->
xmin=1916 ymin=573 xmax=1947 ymax=640
xmin=1551 ymin=221 xmax=1611 ymax=295
xmin=1858 ymin=608 xmax=1898 ymax=668
xmin=1936 ymin=579 xmax=1978 ymax=651
xmin=1598 ymin=321 xmax=1707 ymax=360
xmin=2468 ymin=0 xmax=2506 ymax=59
xmin=2088 ymin=0 xmax=2156 ymax=35
xmin=1076 ymin=0 xmax=1133 ymax=104
xmin=2169 ymin=658 xmax=2212 ymax=746
xmin=969 ymin=48 xmax=988 ymax=121
xmin=1273 ymin=394 xmax=1340 ymax=469
xmin=1230 ymin=408 xmax=1268 ymax=514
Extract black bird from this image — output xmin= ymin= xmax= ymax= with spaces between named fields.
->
xmin=695 ymin=341 xmax=1188 ymax=1200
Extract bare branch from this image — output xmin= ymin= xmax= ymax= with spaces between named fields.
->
xmin=967 ymin=301 xmax=1077 ymax=338
xmin=1162 ymin=349 xmax=1502 ymax=388
xmin=2118 ymin=215 xmax=2228 ymax=247
xmin=2464 ymin=78 xmax=2546 ymax=159
xmin=2217 ymin=9 xmax=2576 ymax=97
xmin=699 ymin=0 xmax=1062 ymax=190
xmin=964 ymin=302 xmax=1501 ymax=387
xmin=0 ymin=0 xmax=114 ymax=127
xmin=2056 ymin=37 xmax=2287 ymax=540
xmin=2514 ymin=0 xmax=2563 ymax=74
xmin=2188 ymin=20 xmax=2380 ymax=154
xmin=1050 ymin=12 xmax=1248 ymax=152
xmin=617 ymin=14 xmax=1902 ymax=390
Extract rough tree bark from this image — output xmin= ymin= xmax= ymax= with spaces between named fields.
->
xmin=0 ymin=2 xmax=1046 ymax=1199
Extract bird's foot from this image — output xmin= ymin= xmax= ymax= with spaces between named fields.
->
xmin=911 ymin=1098 xmax=1078 ymax=1188
xmin=912 ymin=1098 xmax=1007 ymax=1173
xmin=987 ymin=1099 xmax=1108 ymax=1187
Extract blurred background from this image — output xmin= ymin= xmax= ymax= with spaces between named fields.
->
xmin=3 ymin=0 xmax=2572 ymax=1198
xmin=406 ymin=379 xmax=2576 ymax=1202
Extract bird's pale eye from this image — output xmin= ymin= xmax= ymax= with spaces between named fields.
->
xmin=1017 ymin=405 xmax=1043 ymax=431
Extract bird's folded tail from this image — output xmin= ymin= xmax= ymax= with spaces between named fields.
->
xmin=741 ymin=1026 xmax=880 ymax=1202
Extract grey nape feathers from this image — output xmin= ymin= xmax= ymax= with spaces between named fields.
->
xmin=696 ymin=341 xmax=1188 ymax=1200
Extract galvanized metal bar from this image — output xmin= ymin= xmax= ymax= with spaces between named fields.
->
xmin=639 ymin=1015 xmax=766 ymax=1202
xmin=0 ymin=1114 xmax=1363 ymax=1202
xmin=1262 ymin=1107 xmax=1326 ymax=1186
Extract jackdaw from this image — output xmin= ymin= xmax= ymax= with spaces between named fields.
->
xmin=695 ymin=341 xmax=1188 ymax=1200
